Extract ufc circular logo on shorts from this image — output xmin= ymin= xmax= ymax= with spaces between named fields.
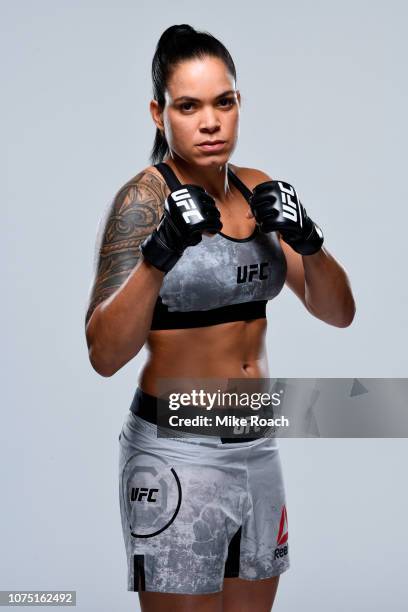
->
xmin=121 ymin=452 xmax=182 ymax=538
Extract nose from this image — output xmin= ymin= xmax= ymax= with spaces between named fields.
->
xmin=199 ymin=106 xmax=221 ymax=133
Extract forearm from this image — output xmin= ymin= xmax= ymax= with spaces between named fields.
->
xmin=303 ymin=247 xmax=356 ymax=327
xmin=86 ymin=260 xmax=164 ymax=376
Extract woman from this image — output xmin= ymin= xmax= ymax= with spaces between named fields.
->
xmin=85 ymin=24 xmax=355 ymax=612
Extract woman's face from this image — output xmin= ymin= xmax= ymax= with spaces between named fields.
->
xmin=153 ymin=55 xmax=241 ymax=167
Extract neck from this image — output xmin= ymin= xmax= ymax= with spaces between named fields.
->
xmin=163 ymin=154 xmax=232 ymax=202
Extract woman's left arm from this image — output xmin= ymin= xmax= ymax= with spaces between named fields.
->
xmin=241 ymin=166 xmax=356 ymax=328
xmin=280 ymin=239 xmax=356 ymax=328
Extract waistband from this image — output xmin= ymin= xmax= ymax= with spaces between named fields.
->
xmin=130 ymin=387 xmax=259 ymax=444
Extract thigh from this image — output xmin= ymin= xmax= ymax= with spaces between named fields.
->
xmin=239 ymin=441 xmax=290 ymax=580
xmin=119 ymin=415 xmax=246 ymax=595
xmin=222 ymin=576 xmax=280 ymax=612
xmin=139 ymin=590 xmax=223 ymax=612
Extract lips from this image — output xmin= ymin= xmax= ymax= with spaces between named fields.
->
xmin=198 ymin=140 xmax=225 ymax=145
xmin=197 ymin=140 xmax=226 ymax=152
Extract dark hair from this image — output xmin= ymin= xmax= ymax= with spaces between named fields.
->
xmin=150 ymin=24 xmax=237 ymax=164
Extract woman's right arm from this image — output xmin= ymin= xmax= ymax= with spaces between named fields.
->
xmin=85 ymin=169 xmax=168 ymax=377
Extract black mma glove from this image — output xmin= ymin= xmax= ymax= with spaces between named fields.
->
xmin=141 ymin=184 xmax=222 ymax=272
xmin=249 ymin=180 xmax=324 ymax=255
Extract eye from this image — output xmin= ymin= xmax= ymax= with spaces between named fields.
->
xmin=218 ymin=97 xmax=235 ymax=108
xmin=180 ymin=102 xmax=196 ymax=111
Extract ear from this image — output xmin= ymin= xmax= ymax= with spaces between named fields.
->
xmin=150 ymin=99 xmax=164 ymax=132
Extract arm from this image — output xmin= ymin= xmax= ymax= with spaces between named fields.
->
xmin=85 ymin=170 xmax=167 ymax=377
xmin=243 ymin=167 xmax=356 ymax=328
xmin=280 ymin=240 xmax=356 ymax=328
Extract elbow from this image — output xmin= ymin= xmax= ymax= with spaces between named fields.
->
xmin=85 ymin=307 xmax=146 ymax=376
xmin=332 ymin=299 xmax=357 ymax=328
xmin=307 ymin=298 xmax=356 ymax=328
xmin=91 ymin=362 xmax=115 ymax=378
xmin=339 ymin=314 xmax=356 ymax=328
xmin=333 ymin=316 xmax=354 ymax=329
xmin=88 ymin=345 xmax=117 ymax=377
xmin=335 ymin=280 xmax=357 ymax=328
xmin=87 ymin=340 xmax=145 ymax=377
xmin=92 ymin=364 xmax=114 ymax=378
xmin=341 ymin=295 xmax=357 ymax=327
xmin=85 ymin=307 xmax=118 ymax=377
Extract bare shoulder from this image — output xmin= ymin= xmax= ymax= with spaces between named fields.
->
xmin=114 ymin=164 xmax=169 ymax=211
xmin=97 ymin=165 xmax=169 ymax=262
xmin=85 ymin=166 xmax=168 ymax=327
xmin=229 ymin=163 xmax=273 ymax=190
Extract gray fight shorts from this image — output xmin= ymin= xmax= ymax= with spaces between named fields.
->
xmin=118 ymin=389 xmax=290 ymax=594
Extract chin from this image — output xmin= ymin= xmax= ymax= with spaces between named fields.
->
xmin=195 ymin=152 xmax=231 ymax=166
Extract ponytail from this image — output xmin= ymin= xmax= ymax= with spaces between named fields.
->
xmin=150 ymin=24 xmax=236 ymax=164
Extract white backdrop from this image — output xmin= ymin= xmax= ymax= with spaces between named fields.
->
xmin=2 ymin=1 xmax=407 ymax=610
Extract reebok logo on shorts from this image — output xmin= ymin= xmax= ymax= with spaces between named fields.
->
xmin=274 ymin=504 xmax=289 ymax=559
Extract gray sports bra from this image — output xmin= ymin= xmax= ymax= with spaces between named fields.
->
xmin=150 ymin=162 xmax=287 ymax=330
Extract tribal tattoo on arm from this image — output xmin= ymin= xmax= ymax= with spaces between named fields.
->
xmin=85 ymin=170 xmax=168 ymax=327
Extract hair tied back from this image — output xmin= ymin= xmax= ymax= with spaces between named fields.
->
xmin=158 ymin=24 xmax=195 ymax=47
